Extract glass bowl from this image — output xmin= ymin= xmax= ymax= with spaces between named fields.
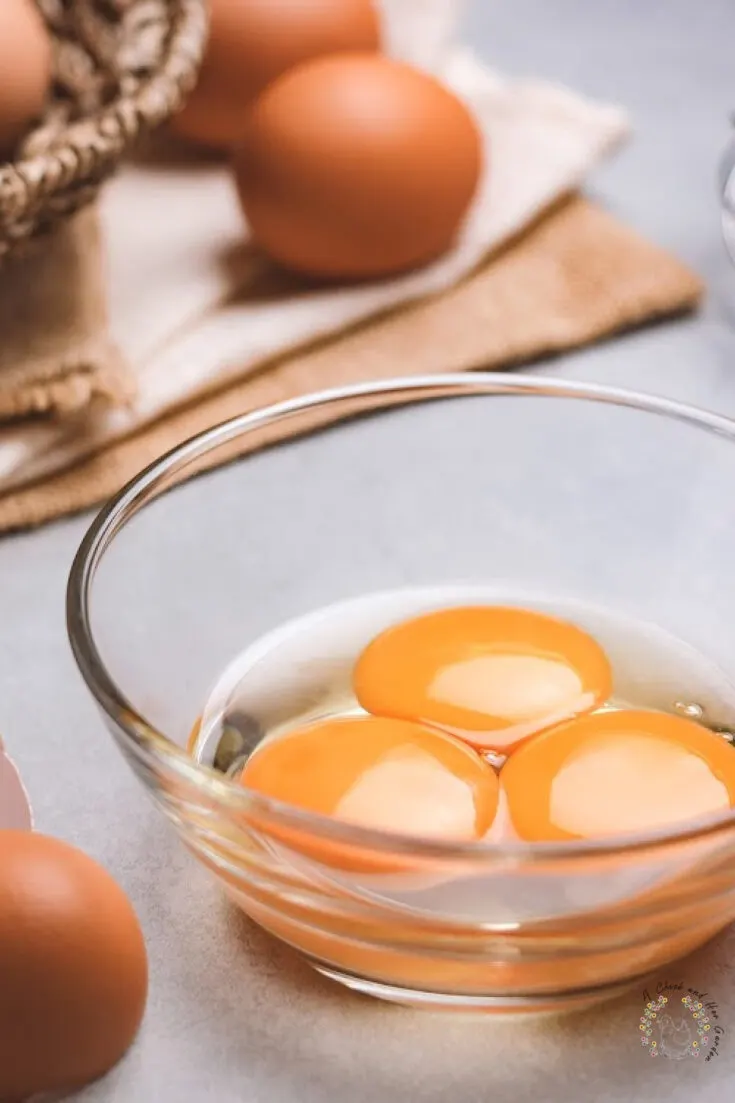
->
xmin=67 ymin=373 xmax=735 ymax=1015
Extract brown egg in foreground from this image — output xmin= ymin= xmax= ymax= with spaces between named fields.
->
xmin=0 ymin=0 xmax=52 ymax=159
xmin=173 ymin=0 xmax=381 ymax=149
xmin=233 ymin=53 xmax=483 ymax=280
xmin=0 ymin=832 xmax=148 ymax=1101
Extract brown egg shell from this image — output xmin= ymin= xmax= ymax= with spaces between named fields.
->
xmin=173 ymin=0 xmax=382 ymax=149
xmin=0 ymin=0 xmax=52 ymax=160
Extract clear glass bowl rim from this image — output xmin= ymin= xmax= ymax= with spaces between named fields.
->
xmin=66 ymin=371 xmax=735 ymax=865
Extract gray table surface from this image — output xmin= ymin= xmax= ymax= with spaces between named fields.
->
xmin=3 ymin=0 xmax=735 ymax=1099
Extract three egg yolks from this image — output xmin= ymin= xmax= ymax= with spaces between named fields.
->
xmin=237 ymin=606 xmax=735 ymax=844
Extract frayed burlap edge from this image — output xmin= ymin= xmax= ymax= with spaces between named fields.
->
xmin=0 ymin=339 xmax=134 ymax=418
xmin=0 ymin=206 xmax=135 ymax=419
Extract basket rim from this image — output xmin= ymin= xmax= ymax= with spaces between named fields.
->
xmin=0 ymin=0 xmax=208 ymax=233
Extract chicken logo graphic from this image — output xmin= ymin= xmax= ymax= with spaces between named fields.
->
xmin=639 ymin=994 xmax=712 ymax=1059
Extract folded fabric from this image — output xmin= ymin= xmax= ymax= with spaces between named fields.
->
xmin=0 ymin=196 xmax=702 ymax=533
xmin=0 ymin=44 xmax=628 ymax=493
xmin=96 ymin=50 xmax=629 ymax=424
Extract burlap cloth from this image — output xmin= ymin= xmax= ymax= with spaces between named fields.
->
xmin=0 ymin=208 xmax=131 ymax=419
xmin=0 ymin=193 xmax=701 ymax=532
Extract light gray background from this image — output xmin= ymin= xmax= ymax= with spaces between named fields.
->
xmin=2 ymin=0 xmax=735 ymax=1099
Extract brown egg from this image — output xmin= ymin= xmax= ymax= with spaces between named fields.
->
xmin=233 ymin=54 xmax=483 ymax=280
xmin=0 ymin=0 xmax=51 ymax=159
xmin=0 ymin=832 xmax=148 ymax=1100
xmin=173 ymin=0 xmax=381 ymax=148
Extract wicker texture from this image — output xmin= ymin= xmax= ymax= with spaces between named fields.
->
xmin=0 ymin=0 xmax=208 ymax=262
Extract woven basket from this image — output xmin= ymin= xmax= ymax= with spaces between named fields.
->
xmin=0 ymin=0 xmax=208 ymax=264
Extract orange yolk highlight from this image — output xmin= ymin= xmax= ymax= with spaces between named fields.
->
xmin=501 ymin=708 xmax=735 ymax=842
xmin=240 ymin=715 xmax=498 ymax=841
xmin=353 ymin=606 xmax=612 ymax=751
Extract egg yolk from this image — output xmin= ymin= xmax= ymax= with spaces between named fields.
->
xmin=240 ymin=715 xmax=498 ymax=841
xmin=353 ymin=606 xmax=612 ymax=751
xmin=501 ymin=709 xmax=735 ymax=842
